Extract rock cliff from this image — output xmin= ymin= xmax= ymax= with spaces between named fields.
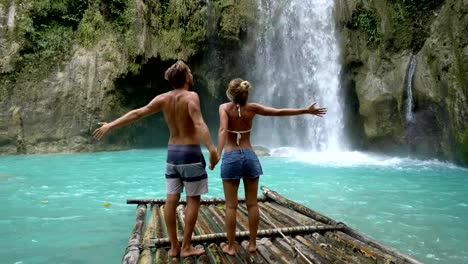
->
xmin=336 ymin=0 xmax=467 ymax=164
xmin=0 ymin=0 xmax=256 ymax=154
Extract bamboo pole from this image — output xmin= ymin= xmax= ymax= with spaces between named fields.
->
xmin=138 ymin=205 xmax=159 ymax=264
xmin=255 ymin=238 xmax=287 ymax=264
xmin=240 ymin=241 xmax=268 ymax=263
xmin=155 ymin=248 xmax=167 ymax=263
xmin=201 ymin=206 xmax=224 ymax=234
xmin=261 ymin=186 xmax=424 ymax=264
xmin=197 ymin=253 xmax=211 ymax=264
xmin=176 ymin=204 xmax=185 ymax=238
xmin=297 ymin=234 xmax=358 ymax=264
xmin=277 ymin=237 xmax=326 ymax=264
xmin=235 ymin=204 xmax=257 ymax=230
xmin=147 ymin=225 xmax=340 ymax=248
xmin=127 ymin=196 xmax=267 ymax=205
xmin=325 ymin=231 xmax=400 ymax=263
xmin=122 ymin=204 xmax=147 ymax=264
xmin=159 ymin=205 xmax=168 ymax=237
xmin=153 ymin=205 xmax=163 ymax=238
xmin=261 ymin=186 xmax=337 ymax=226
xmin=196 ymin=206 xmax=218 ymax=235
xmin=298 ymin=235 xmax=351 ymax=264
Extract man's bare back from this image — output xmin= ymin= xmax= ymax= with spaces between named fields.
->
xmin=162 ymin=89 xmax=202 ymax=145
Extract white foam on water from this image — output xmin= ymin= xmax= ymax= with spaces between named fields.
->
xmin=24 ymin=216 xmax=83 ymax=221
xmin=269 ymin=147 xmax=464 ymax=169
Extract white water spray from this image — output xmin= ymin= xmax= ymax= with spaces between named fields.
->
xmin=250 ymin=0 xmax=346 ymax=151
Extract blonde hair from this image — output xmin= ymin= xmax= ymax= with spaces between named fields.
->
xmin=226 ymin=78 xmax=251 ymax=106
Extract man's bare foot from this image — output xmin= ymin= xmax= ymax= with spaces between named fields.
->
xmin=168 ymin=247 xmax=180 ymax=257
xmin=180 ymin=245 xmax=205 ymax=257
xmin=221 ymin=242 xmax=237 ymax=256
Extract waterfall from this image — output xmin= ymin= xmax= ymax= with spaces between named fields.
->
xmin=250 ymin=0 xmax=346 ymax=152
xmin=404 ymin=55 xmax=417 ymax=123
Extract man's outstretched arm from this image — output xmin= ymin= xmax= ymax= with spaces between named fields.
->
xmin=93 ymin=94 xmax=165 ymax=140
xmin=188 ymin=94 xmax=218 ymax=169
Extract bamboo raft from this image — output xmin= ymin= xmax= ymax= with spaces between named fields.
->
xmin=123 ymin=186 xmax=423 ymax=264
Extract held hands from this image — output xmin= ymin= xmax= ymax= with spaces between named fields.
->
xmin=93 ymin=122 xmax=112 ymax=140
xmin=306 ymin=103 xmax=327 ymax=117
xmin=208 ymin=149 xmax=219 ymax=170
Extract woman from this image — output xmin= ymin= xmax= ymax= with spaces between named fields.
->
xmin=215 ymin=78 xmax=327 ymax=255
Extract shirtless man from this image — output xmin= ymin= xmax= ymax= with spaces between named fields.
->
xmin=94 ymin=61 xmax=217 ymax=257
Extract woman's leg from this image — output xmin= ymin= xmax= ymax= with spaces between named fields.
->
xmin=222 ymin=179 xmax=240 ymax=255
xmin=243 ymin=176 xmax=260 ymax=253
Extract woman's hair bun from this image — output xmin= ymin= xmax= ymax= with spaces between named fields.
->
xmin=240 ymin=80 xmax=251 ymax=91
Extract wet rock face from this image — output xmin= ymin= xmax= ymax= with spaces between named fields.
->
xmin=336 ymin=0 xmax=468 ymax=164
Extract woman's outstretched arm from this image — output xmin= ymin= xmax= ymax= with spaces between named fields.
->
xmin=250 ymin=102 xmax=327 ymax=117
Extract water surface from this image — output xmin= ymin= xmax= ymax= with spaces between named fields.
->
xmin=1 ymin=149 xmax=467 ymax=264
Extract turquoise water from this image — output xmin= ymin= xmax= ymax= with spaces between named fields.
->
xmin=1 ymin=148 xmax=467 ymax=264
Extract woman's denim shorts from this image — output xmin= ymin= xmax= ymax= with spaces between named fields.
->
xmin=221 ymin=148 xmax=263 ymax=180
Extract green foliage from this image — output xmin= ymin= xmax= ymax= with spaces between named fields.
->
xmin=390 ymin=0 xmax=442 ymax=14
xmin=456 ymin=129 xmax=468 ymax=165
xmin=387 ymin=0 xmax=444 ymax=51
xmin=351 ymin=7 xmax=380 ymax=46
xmin=155 ymin=0 xmax=208 ymax=60
xmin=29 ymin=0 xmax=90 ymax=29
xmin=77 ymin=7 xmax=105 ymax=47
xmin=100 ymin=0 xmax=127 ymax=19
xmin=214 ymin=0 xmax=256 ymax=43
xmin=6 ymin=0 xmax=136 ymax=87
xmin=99 ymin=0 xmax=134 ymax=30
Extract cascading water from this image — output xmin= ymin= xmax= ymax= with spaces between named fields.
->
xmin=404 ymin=55 xmax=417 ymax=123
xmin=250 ymin=0 xmax=346 ymax=152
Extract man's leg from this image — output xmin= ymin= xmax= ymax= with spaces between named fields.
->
xmin=222 ymin=179 xmax=241 ymax=255
xmin=244 ymin=177 xmax=259 ymax=253
xmin=180 ymin=195 xmax=205 ymax=257
xmin=164 ymin=193 xmax=181 ymax=257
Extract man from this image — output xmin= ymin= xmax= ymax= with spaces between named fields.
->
xmin=94 ymin=61 xmax=217 ymax=257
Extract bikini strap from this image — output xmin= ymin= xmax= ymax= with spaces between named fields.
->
xmin=226 ymin=129 xmax=252 ymax=145
xmin=236 ymin=104 xmax=241 ymax=117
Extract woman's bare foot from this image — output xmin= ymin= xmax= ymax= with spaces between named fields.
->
xmin=168 ymin=246 xmax=180 ymax=257
xmin=180 ymin=245 xmax=205 ymax=257
xmin=221 ymin=242 xmax=238 ymax=256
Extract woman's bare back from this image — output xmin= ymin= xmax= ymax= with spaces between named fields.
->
xmin=221 ymin=102 xmax=256 ymax=151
